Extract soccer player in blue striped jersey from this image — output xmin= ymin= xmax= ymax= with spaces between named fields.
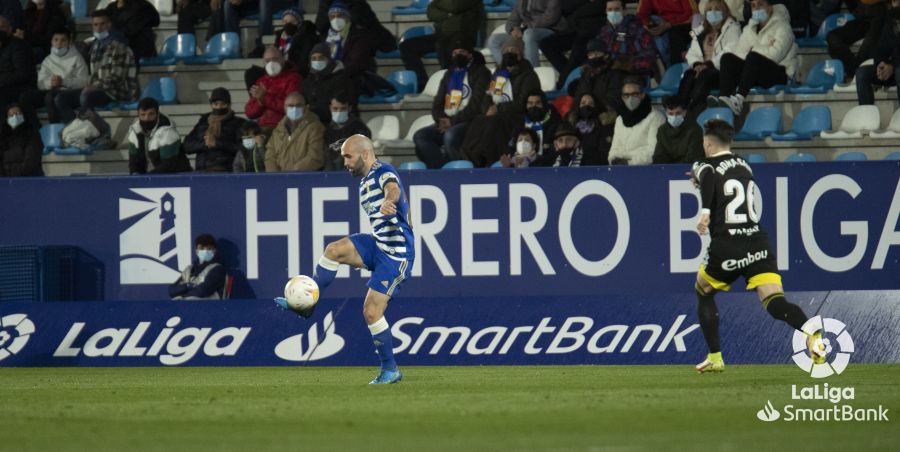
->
xmin=277 ymin=134 xmax=414 ymax=384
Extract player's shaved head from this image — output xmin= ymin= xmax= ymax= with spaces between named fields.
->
xmin=342 ymin=135 xmax=375 ymax=177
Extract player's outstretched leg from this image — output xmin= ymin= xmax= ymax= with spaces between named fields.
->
xmin=758 ymin=285 xmax=826 ymax=364
xmin=695 ymin=278 xmax=725 ymax=373
xmin=363 ymin=290 xmax=401 ymax=385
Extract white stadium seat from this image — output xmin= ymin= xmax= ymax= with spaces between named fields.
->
xmin=870 ymin=109 xmax=900 ymax=139
xmin=534 ymin=67 xmax=558 ymax=92
xmin=820 ymin=105 xmax=881 ymax=139
xmin=366 ymin=115 xmax=401 ymax=142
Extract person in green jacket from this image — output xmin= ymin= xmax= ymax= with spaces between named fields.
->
xmin=653 ymin=96 xmax=704 ymax=164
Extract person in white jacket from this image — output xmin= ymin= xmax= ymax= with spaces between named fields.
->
xmin=708 ymin=0 xmax=798 ymax=115
xmin=19 ymin=29 xmax=89 ymax=125
xmin=678 ymin=0 xmax=742 ymax=116
xmin=608 ymin=76 xmax=665 ymax=165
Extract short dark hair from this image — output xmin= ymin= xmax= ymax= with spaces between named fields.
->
xmin=137 ymin=97 xmax=159 ymax=112
xmin=240 ymin=121 xmax=262 ymax=136
xmin=515 ymin=127 xmax=540 ymax=146
xmin=332 ymin=93 xmax=350 ymax=105
xmin=622 ymin=76 xmax=645 ymax=91
xmin=703 ymin=119 xmax=734 ymax=145
xmin=51 ymin=28 xmax=72 ymax=40
xmin=662 ymin=96 xmax=687 ymax=110
xmin=195 ymin=233 xmax=217 ymax=248
xmin=91 ymin=9 xmax=111 ymax=19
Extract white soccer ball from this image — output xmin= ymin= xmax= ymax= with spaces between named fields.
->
xmin=283 ymin=275 xmax=320 ymax=310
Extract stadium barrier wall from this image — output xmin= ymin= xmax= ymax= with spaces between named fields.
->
xmin=0 ymin=163 xmax=898 ymax=301
xmin=1 ymin=290 xmax=897 ymax=367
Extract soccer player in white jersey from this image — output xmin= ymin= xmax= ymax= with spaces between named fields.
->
xmin=276 ymin=135 xmax=415 ymax=384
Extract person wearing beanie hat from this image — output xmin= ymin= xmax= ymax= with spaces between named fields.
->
xmin=399 ymin=0 xmax=484 ymax=90
xmin=206 ymin=0 xmax=295 ymax=54
xmin=538 ymin=0 xmax=607 ymax=88
xmin=303 ymin=42 xmax=355 ymax=123
xmin=551 ymin=121 xmax=585 ymax=167
xmin=486 ymin=0 xmax=567 ymax=67
xmin=318 ymin=0 xmax=379 ymax=79
xmin=184 ymin=85 xmax=247 ymax=172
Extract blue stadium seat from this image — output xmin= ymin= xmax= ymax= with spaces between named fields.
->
xmin=648 ymin=63 xmax=688 ymax=98
xmin=140 ymin=33 xmax=196 ymax=66
xmin=39 ymin=123 xmax=64 ymax=155
xmin=797 ymin=13 xmax=855 ymax=48
xmin=442 ymin=160 xmax=475 ymax=169
xmin=744 ymin=153 xmax=767 ymax=164
xmin=183 ymin=32 xmax=240 ymax=65
xmin=696 ymin=107 xmax=734 ymax=127
xmin=67 ymin=0 xmax=88 ymax=18
xmin=378 ymin=26 xmax=435 ymax=59
xmin=392 ymin=0 xmax=431 ymax=15
xmin=120 ymin=77 xmax=178 ymax=110
xmin=749 ymin=84 xmax=787 ymax=95
xmin=547 ymin=67 xmax=583 ymax=99
xmin=785 ymin=60 xmax=843 ymax=94
xmin=785 ymin=153 xmax=817 ymax=162
xmin=835 ymin=151 xmax=868 ymax=161
xmin=885 ymin=152 xmax=900 ymax=161
xmin=358 ymin=70 xmax=417 ymax=104
xmin=484 ymin=0 xmax=514 ymax=13
xmin=399 ymin=161 xmax=427 ymax=170
xmin=490 ymin=160 xmax=505 ymax=167
xmin=771 ymin=105 xmax=832 ymax=141
xmin=734 ymin=107 xmax=782 ymax=141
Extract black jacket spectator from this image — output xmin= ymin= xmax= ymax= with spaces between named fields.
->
xmin=128 ymin=113 xmax=192 ymax=174
xmin=0 ymin=106 xmax=42 ymax=177
xmin=432 ymin=51 xmax=491 ymax=124
xmin=482 ymin=57 xmax=542 ymax=115
xmin=183 ymin=111 xmax=247 ymax=172
xmin=23 ymin=0 xmax=69 ymax=60
xmin=168 ymin=256 xmax=226 ymax=299
xmin=286 ymin=20 xmax=321 ymax=78
xmin=0 ymin=31 xmax=36 ymax=109
xmin=315 ymin=0 xmax=396 ymax=52
xmin=653 ymin=119 xmax=704 ymax=163
xmin=0 ymin=0 xmax=23 ymax=30
xmin=303 ymin=44 xmax=355 ymax=123
xmin=323 ymin=116 xmax=371 ymax=170
xmin=105 ymin=0 xmax=161 ymax=61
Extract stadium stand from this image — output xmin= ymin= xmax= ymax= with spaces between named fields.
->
xmin=24 ymin=0 xmax=900 ymax=176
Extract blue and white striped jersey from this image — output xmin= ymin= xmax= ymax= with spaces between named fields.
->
xmin=358 ymin=161 xmax=415 ymax=261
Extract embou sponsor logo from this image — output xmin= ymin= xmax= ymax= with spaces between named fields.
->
xmin=119 ymin=187 xmax=192 ymax=284
xmin=53 ymin=317 xmax=250 ymax=365
xmin=722 ymin=250 xmax=768 ymax=271
xmin=391 ymin=315 xmax=699 ymax=356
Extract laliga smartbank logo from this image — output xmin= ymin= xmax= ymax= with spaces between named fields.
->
xmin=275 ymin=312 xmax=345 ymax=362
xmin=0 ymin=314 xmax=35 ymax=363
xmin=756 ymin=316 xmax=889 ymax=423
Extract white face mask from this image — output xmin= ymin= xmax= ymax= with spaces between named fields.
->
xmin=311 ymin=60 xmax=327 ymax=72
xmin=330 ymin=18 xmax=346 ymax=31
xmin=265 ymin=61 xmax=282 ymax=76
xmin=7 ymin=113 xmax=24 ymax=129
xmin=51 ymin=46 xmax=69 ymax=57
xmin=331 ymin=110 xmax=349 ymax=124
xmin=242 ymin=137 xmax=256 ymax=149
xmin=286 ymin=106 xmax=304 ymax=121
xmin=516 ymin=140 xmax=533 ymax=156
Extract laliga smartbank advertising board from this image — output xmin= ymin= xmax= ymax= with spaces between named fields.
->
xmin=0 ymin=164 xmax=898 ymax=300
xmin=1 ymin=291 xmax=898 ymax=367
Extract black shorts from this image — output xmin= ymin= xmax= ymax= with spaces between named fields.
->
xmin=700 ymin=233 xmax=781 ymax=291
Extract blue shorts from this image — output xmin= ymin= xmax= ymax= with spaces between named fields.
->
xmin=348 ymin=233 xmax=413 ymax=298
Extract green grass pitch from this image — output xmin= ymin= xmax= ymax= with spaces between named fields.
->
xmin=1 ymin=364 xmax=898 ymax=451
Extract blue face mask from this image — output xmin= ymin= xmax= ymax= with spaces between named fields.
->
xmin=51 ymin=47 xmax=69 ymax=57
xmin=93 ymin=31 xmax=109 ymax=41
xmin=607 ymin=11 xmax=624 ymax=26
xmin=705 ymin=10 xmax=724 ymax=26
xmin=331 ymin=111 xmax=349 ymax=124
xmin=196 ymin=249 xmax=215 ymax=264
xmin=667 ymin=114 xmax=685 ymax=128
xmin=751 ymin=9 xmax=769 ymax=23
xmin=311 ymin=60 xmax=327 ymax=72
xmin=286 ymin=106 xmax=304 ymax=121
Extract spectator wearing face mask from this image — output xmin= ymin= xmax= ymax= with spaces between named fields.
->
xmin=303 ymin=42 xmax=354 ymax=124
xmin=184 ymin=87 xmax=247 ymax=172
xmin=678 ymin=0 xmax=741 ymax=117
xmin=322 ymin=95 xmax=370 ymax=171
xmin=572 ymin=38 xmax=631 ymax=110
xmin=551 ymin=122 xmax=587 ymax=167
xmin=653 ymin=96 xmax=703 ymax=164
xmin=608 ymin=76 xmax=665 ymax=165
xmin=266 ymin=92 xmax=325 ymax=172
xmin=245 ymin=8 xmax=320 ymax=82
xmin=169 ymin=233 xmax=227 ymax=300
xmin=414 ymin=39 xmax=490 ymax=169
xmin=127 ymin=97 xmax=191 ymax=174
xmin=500 ymin=128 xmax=540 ymax=168
xmin=234 ymin=121 xmax=267 ymax=173
xmin=523 ymin=90 xmax=563 ymax=166
xmin=245 ymin=46 xmax=302 ymax=134
xmin=0 ymin=103 xmax=42 ymax=177
xmin=0 ymin=15 xmax=36 ymax=111
xmin=565 ymin=92 xmax=615 ymax=165
xmin=322 ymin=1 xmax=378 ymax=81
xmin=592 ymin=0 xmax=657 ymax=78
xmin=19 ymin=29 xmax=88 ymax=126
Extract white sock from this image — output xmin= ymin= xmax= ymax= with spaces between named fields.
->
xmin=318 ymin=255 xmax=340 ymax=271
xmin=368 ymin=316 xmax=389 ymax=335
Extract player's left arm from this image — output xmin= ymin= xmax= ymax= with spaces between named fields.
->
xmin=691 ymin=162 xmax=714 ymax=235
xmin=379 ymin=174 xmax=401 ymax=216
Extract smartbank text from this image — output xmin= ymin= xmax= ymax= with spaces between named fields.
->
xmin=49 ymin=315 xmax=698 ymax=365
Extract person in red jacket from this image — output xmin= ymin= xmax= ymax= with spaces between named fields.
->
xmin=245 ymin=46 xmax=302 ymax=134
xmin=636 ymin=0 xmax=697 ymax=66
